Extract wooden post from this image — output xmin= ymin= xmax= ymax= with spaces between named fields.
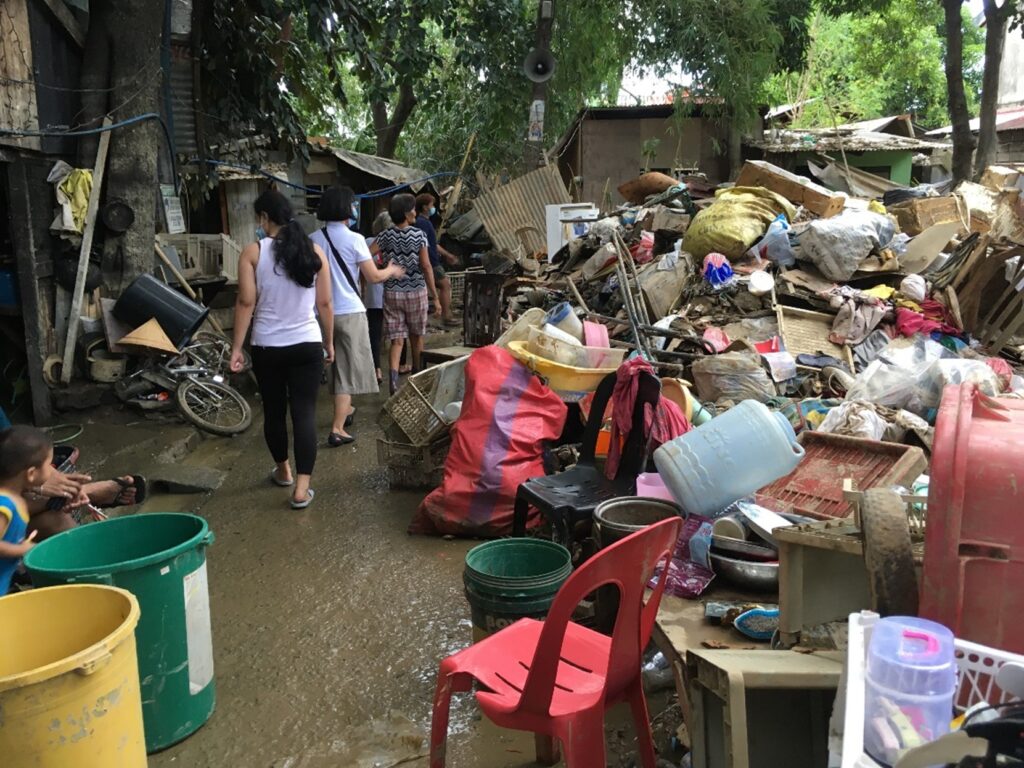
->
xmin=60 ymin=116 xmax=111 ymax=384
xmin=6 ymin=159 xmax=55 ymax=424
xmin=439 ymin=132 xmax=476 ymax=237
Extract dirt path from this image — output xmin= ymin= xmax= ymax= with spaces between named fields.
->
xmin=145 ymin=387 xmax=671 ymax=767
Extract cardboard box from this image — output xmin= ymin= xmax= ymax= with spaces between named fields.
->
xmin=889 ymin=196 xmax=963 ymax=236
xmin=735 ymin=160 xmax=845 ymax=218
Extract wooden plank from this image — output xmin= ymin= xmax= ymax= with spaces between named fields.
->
xmin=439 ymin=132 xmax=476 ymax=237
xmin=6 ymin=158 xmax=53 ymax=424
xmin=60 ymin=116 xmax=112 ymax=384
xmin=735 ymin=160 xmax=845 ymax=218
xmin=0 ymin=0 xmax=41 ymax=152
xmin=37 ymin=0 xmax=86 ymax=48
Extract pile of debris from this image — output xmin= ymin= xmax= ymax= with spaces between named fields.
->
xmin=378 ymin=158 xmax=1024 ymax=516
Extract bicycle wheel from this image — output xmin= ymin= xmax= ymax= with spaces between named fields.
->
xmin=176 ymin=378 xmax=253 ymax=436
xmin=189 ymin=331 xmax=251 ymax=373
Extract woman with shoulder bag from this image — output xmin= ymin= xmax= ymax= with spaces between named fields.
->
xmin=309 ymin=186 xmax=403 ymax=446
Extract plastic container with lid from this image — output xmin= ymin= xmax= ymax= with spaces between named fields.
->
xmin=863 ymin=616 xmax=956 ymax=767
xmin=543 ymin=301 xmax=584 ymax=340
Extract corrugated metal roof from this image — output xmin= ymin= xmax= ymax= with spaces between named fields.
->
xmin=307 ymin=138 xmax=430 ymax=190
xmin=750 ymin=128 xmax=948 ymax=153
xmin=169 ymin=43 xmax=198 ymax=156
xmin=473 ymin=165 xmax=571 ymax=258
xmin=926 ymin=107 xmax=1024 ymax=136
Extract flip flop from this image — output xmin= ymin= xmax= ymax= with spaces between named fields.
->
xmin=327 ymin=432 xmax=355 ymax=447
xmin=270 ymin=468 xmax=294 ymax=487
xmin=290 ymin=489 xmax=315 ymax=510
xmin=100 ymin=475 xmax=148 ymax=508
xmin=733 ymin=606 xmax=780 ymax=641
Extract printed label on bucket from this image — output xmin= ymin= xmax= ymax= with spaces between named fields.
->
xmin=183 ymin=562 xmax=214 ymax=694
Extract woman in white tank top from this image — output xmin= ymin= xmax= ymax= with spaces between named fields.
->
xmin=230 ymin=189 xmax=334 ymax=509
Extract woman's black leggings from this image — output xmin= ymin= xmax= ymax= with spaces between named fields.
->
xmin=250 ymin=342 xmax=323 ymax=475
xmin=366 ymin=307 xmax=384 ymax=370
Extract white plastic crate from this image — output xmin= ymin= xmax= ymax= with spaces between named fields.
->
xmin=830 ymin=611 xmax=1024 ymax=768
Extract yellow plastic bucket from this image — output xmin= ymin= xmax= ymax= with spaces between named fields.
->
xmin=0 ymin=585 xmax=146 ymax=767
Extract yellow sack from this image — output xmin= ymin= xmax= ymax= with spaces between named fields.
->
xmin=682 ymin=186 xmax=797 ymax=259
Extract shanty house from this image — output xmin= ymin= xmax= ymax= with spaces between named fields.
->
xmin=553 ymin=105 xmax=748 ymax=206
xmin=746 ymin=115 xmax=950 ymax=187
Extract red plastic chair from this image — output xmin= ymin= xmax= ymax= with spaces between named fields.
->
xmin=429 ymin=516 xmax=683 ymax=767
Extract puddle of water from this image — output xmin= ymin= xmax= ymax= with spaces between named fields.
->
xmin=274 ymin=711 xmax=427 ymax=768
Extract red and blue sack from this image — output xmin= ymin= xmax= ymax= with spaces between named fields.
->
xmin=410 ymin=346 xmax=567 ymax=537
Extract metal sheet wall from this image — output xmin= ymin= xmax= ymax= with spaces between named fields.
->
xmin=473 ymin=165 xmax=571 ymax=258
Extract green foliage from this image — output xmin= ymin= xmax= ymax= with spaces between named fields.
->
xmin=764 ymin=0 xmax=984 ymax=129
xmin=199 ymin=0 xmax=371 ymax=156
xmin=629 ymin=0 xmax=814 ymax=130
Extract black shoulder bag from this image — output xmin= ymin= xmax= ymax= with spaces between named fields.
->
xmin=320 ymin=227 xmax=359 ymax=294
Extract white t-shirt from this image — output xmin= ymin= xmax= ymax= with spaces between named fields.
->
xmin=309 ymin=222 xmax=370 ymax=315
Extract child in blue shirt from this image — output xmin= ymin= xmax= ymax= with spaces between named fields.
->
xmin=0 ymin=426 xmax=55 ymax=594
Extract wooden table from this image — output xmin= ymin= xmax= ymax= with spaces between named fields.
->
xmin=653 ymin=592 xmax=844 ymax=768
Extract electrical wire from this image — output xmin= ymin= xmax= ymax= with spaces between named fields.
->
xmin=0 ymin=113 xmax=180 ymax=194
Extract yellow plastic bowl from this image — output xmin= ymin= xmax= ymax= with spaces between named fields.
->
xmin=508 ymin=340 xmax=618 ymax=400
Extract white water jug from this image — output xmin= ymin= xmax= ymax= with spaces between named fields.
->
xmin=654 ymin=400 xmax=805 ymax=517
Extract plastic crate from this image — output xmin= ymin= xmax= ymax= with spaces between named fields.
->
xmin=382 ymin=356 xmax=467 ymax=446
xmin=463 ymin=273 xmax=505 ymax=347
xmin=156 ymin=233 xmax=243 ymax=282
xmin=756 ymin=432 xmax=927 ymax=520
xmin=447 ymin=268 xmax=483 ymax=308
xmin=832 ymin=611 xmax=1024 ymax=768
xmin=376 ymin=434 xmax=451 ymax=490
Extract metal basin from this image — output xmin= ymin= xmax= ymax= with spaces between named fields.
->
xmin=709 ymin=551 xmax=779 ymax=592
xmin=593 ymin=497 xmax=681 ymax=549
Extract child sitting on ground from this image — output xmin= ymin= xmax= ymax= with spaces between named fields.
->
xmin=0 ymin=425 xmax=55 ymax=594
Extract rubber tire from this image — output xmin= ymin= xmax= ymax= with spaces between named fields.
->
xmin=861 ymin=487 xmax=919 ymax=617
xmin=176 ymin=378 xmax=252 ymax=436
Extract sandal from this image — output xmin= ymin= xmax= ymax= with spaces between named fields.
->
xmin=270 ymin=467 xmax=294 ymax=487
xmin=290 ymin=489 xmax=315 ymax=510
xmin=99 ymin=475 xmax=148 ymax=508
xmin=345 ymin=408 xmax=356 ymax=428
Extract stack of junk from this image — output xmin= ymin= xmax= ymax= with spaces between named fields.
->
xmin=380 ymin=159 xmax=1024 ymax=768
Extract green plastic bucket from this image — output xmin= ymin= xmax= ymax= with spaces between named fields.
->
xmin=24 ymin=513 xmax=215 ymax=753
xmin=463 ymin=539 xmax=571 ymax=640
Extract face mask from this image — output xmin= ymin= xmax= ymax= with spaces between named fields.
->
xmin=348 ymin=204 xmax=358 ymax=228
xmin=347 ymin=217 xmax=358 ymax=228
xmin=429 ymin=206 xmax=437 ymax=217
xmin=255 ymin=226 xmax=267 ymax=240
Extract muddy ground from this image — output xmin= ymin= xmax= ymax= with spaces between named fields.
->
xmin=77 ymin=382 xmax=680 ymax=768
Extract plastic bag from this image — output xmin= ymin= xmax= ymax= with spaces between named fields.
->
xmin=817 ymin=400 xmax=889 ymax=441
xmin=703 ymin=252 xmax=736 ymax=290
xmin=899 ymin=274 xmax=927 ymax=302
xmin=691 ymin=351 xmax=776 ymax=404
xmin=800 ymin=210 xmax=896 ymax=281
xmin=746 ymin=213 xmax=796 ymax=266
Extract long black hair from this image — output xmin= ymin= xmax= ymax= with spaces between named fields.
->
xmin=254 ymin=189 xmax=320 ymax=288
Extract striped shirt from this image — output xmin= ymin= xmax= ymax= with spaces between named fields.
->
xmin=377 ymin=226 xmax=427 ymax=293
